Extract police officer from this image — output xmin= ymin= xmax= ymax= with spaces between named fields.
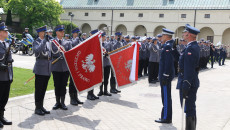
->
xmin=46 ymin=29 xmax=54 ymax=39
xmin=176 ymin=24 xmax=200 ymax=130
xmin=148 ymin=37 xmax=160 ymax=84
xmin=144 ymin=37 xmax=150 ymax=76
xmin=219 ymin=45 xmax=226 ymax=66
xmin=22 ymin=28 xmax=29 ymax=38
xmin=0 ymin=22 xmax=13 ymax=128
xmin=138 ymin=37 xmax=146 ymax=78
xmin=69 ymin=28 xmax=83 ymax=105
xmin=65 ymin=34 xmax=70 ymax=40
xmin=172 ymin=39 xmax=180 ymax=77
xmin=33 ymin=25 xmax=52 ymax=115
xmin=51 ymin=25 xmax=72 ymax=110
xmin=157 ymin=34 xmax=162 ymax=49
xmin=87 ymin=29 xmax=100 ymax=100
xmin=22 ymin=28 xmax=30 ymax=54
xmin=210 ymin=43 xmax=215 ymax=68
xmin=222 ymin=46 xmax=227 ymax=65
xmin=131 ymin=36 xmax=136 ymax=42
xmin=98 ymin=32 xmax=113 ymax=96
xmin=123 ymin=35 xmax=130 ymax=46
xmin=81 ymin=33 xmax=87 ymax=41
xmin=155 ymin=28 xmax=175 ymax=124
xmin=110 ymin=32 xmax=122 ymax=94
xmin=110 ymin=35 xmax=116 ymax=45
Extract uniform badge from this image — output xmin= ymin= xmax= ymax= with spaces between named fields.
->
xmin=166 ymin=50 xmax=169 ymax=52
xmin=188 ymin=52 xmax=192 ymax=55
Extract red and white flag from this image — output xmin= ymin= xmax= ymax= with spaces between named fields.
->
xmin=109 ymin=42 xmax=140 ymax=88
xmin=63 ymin=32 xmax=103 ymax=94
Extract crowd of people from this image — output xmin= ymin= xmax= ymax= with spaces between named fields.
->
xmin=0 ymin=21 xmax=229 ymax=129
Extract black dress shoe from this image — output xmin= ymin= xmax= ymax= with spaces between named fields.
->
xmin=35 ymin=109 xmax=45 ymax=116
xmin=41 ymin=107 xmax=50 ymax=114
xmin=87 ymin=94 xmax=95 ymax=100
xmin=0 ymin=120 xmax=3 ymax=128
xmin=74 ymin=93 xmax=83 ymax=104
xmin=70 ymin=93 xmax=78 ymax=106
xmin=60 ymin=96 xmax=68 ymax=110
xmin=115 ymin=89 xmax=121 ymax=93
xmin=110 ymin=89 xmax=118 ymax=94
xmin=144 ymin=74 xmax=148 ymax=76
xmin=53 ymin=103 xmax=61 ymax=110
xmin=97 ymin=91 xmax=104 ymax=96
xmin=60 ymin=103 xmax=68 ymax=110
xmin=104 ymin=92 xmax=112 ymax=96
xmin=155 ymin=119 xmax=172 ymax=124
xmin=92 ymin=94 xmax=99 ymax=100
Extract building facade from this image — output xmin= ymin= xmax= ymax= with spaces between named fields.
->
xmin=60 ymin=0 xmax=230 ymax=48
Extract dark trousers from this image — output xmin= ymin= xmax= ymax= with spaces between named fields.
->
xmin=222 ymin=56 xmax=226 ymax=65
xmin=160 ymin=81 xmax=172 ymax=120
xmin=69 ymin=75 xmax=77 ymax=94
xmin=110 ymin=69 xmax=116 ymax=90
xmin=35 ymin=75 xmax=50 ymax=103
xmin=100 ymin=66 xmax=111 ymax=92
xmin=174 ymin=61 xmax=178 ymax=76
xmin=148 ymin=62 xmax=159 ymax=82
xmin=210 ymin=55 xmax=214 ymax=68
xmin=144 ymin=59 xmax=149 ymax=75
xmin=219 ymin=56 xmax=223 ymax=65
xmin=179 ymin=87 xmax=198 ymax=117
xmin=52 ymin=71 xmax=69 ymax=97
xmin=138 ymin=60 xmax=144 ymax=76
xmin=0 ymin=81 xmax=11 ymax=111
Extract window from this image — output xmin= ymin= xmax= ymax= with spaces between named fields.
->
xmin=120 ymin=13 xmax=124 ymax=17
xmin=181 ymin=14 xmax=186 ymax=18
xmin=138 ymin=13 xmax=143 ymax=17
xmin=102 ymin=13 xmax=106 ymax=17
xmin=205 ymin=14 xmax=210 ymax=18
xmin=159 ymin=14 xmax=164 ymax=18
xmin=85 ymin=13 xmax=88 ymax=16
xmin=207 ymin=36 xmax=214 ymax=43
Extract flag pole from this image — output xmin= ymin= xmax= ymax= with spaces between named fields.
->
xmin=108 ymin=43 xmax=132 ymax=55
xmin=24 ymin=55 xmax=62 ymax=85
xmin=182 ymin=98 xmax=185 ymax=130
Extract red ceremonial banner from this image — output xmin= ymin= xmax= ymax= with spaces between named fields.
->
xmin=64 ymin=33 xmax=103 ymax=93
xmin=109 ymin=42 xmax=140 ymax=88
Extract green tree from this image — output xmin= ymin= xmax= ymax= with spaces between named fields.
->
xmin=7 ymin=0 xmax=64 ymax=33
xmin=59 ymin=20 xmax=78 ymax=35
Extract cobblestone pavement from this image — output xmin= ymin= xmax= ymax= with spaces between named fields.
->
xmin=3 ymin=56 xmax=230 ymax=130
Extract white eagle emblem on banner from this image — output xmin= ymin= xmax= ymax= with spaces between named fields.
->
xmin=125 ymin=60 xmax=133 ymax=71
xmin=82 ymin=54 xmax=96 ymax=73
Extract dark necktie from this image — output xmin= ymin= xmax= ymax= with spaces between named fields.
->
xmin=2 ymin=42 xmax=6 ymax=48
xmin=102 ymin=43 xmax=105 ymax=47
xmin=59 ymin=40 xmax=62 ymax=45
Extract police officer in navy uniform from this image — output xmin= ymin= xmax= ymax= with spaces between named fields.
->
xmin=110 ymin=32 xmax=122 ymax=94
xmin=219 ymin=45 xmax=227 ymax=66
xmin=0 ymin=22 xmax=13 ymax=128
xmin=98 ymin=32 xmax=113 ymax=97
xmin=176 ymin=24 xmax=200 ymax=130
xmin=148 ymin=37 xmax=160 ymax=84
xmin=51 ymin=25 xmax=72 ymax=110
xmin=155 ymin=28 xmax=175 ymax=124
xmin=33 ymin=25 xmax=52 ymax=115
xmin=87 ymin=29 xmax=100 ymax=100
xmin=68 ymin=28 xmax=83 ymax=105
